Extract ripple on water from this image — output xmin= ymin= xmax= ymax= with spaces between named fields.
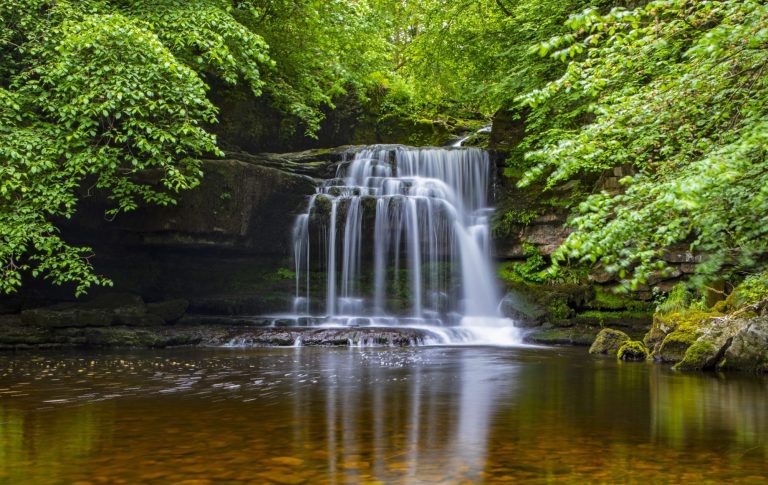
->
xmin=0 ymin=347 xmax=767 ymax=484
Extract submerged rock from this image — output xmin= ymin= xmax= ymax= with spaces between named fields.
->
xmin=588 ymin=328 xmax=630 ymax=356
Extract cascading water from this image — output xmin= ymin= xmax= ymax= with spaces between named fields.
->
xmin=291 ymin=145 xmax=519 ymax=345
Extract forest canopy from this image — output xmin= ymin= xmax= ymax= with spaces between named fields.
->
xmin=1 ymin=0 xmax=767 ymax=296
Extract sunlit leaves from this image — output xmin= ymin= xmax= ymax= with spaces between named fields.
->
xmin=520 ymin=0 xmax=768 ymax=290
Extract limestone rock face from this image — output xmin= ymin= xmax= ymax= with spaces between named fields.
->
xmin=147 ymin=299 xmax=189 ymax=323
xmin=21 ymin=308 xmax=114 ymax=328
xmin=17 ymin=152 xmax=329 ymax=316
xmin=589 ymin=328 xmax=631 ymax=356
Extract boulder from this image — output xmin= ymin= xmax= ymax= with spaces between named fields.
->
xmin=146 ymin=299 xmax=189 ymax=323
xmin=655 ymin=329 xmax=698 ymax=363
xmin=721 ymin=316 xmax=768 ymax=372
xmin=674 ymin=315 xmax=743 ymax=371
xmin=589 ymin=328 xmax=631 ymax=356
xmin=617 ymin=341 xmax=649 ymax=361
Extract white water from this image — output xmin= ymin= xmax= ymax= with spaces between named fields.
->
xmin=289 ymin=145 xmax=520 ymax=345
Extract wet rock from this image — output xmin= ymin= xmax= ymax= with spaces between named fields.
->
xmin=588 ymin=328 xmax=630 ymax=356
xmin=83 ymin=292 xmax=145 ymax=311
xmin=525 ymin=326 xmax=599 ymax=346
xmin=146 ymin=299 xmax=189 ymax=323
xmin=500 ymin=291 xmax=546 ymax=327
xmin=113 ymin=313 xmax=166 ymax=327
xmin=617 ymin=341 xmax=649 ymax=361
xmin=21 ymin=308 xmax=114 ymax=328
xmin=175 ymin=315 xmax=271 ymax=326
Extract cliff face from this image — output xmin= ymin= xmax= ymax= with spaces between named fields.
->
xmin=8 ymin=150 xmax=348 ymax=316
xmin=488 ymin=108 xmax=702 ymax=344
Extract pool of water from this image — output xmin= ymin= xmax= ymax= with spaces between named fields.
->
xmin=1 ymin=346 xmax=767 ymax=484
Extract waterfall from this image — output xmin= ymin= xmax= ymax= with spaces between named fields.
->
xmin=291 ymin=145 xmax=519 ymax=344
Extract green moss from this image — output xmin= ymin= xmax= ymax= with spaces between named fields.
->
xmin=617 ymin=340 xmax=649 ymax=361
xmin=656 ymin=283 xmax=695 ymax=315
xmin=589 ymin=328 xmax=630 ymax=355
xmin=655 ymin=328 xmax=699 ymax=363
xmin=545 ymin=297 xmax=572 ymax=322
xmin=730 ymin=272 xmax=768 ymax=308
xmin=645 ymin=308 xmax=720 ymax=357
xmin=526 ymin=326 xmax=599 ymax=346
xmin=573 ymin=310 xmax=653 ymax=327
xmin=590 ymin=286 xmax=652 ymax=311
xmin=674 ymin=340 xmax=717 ymax=371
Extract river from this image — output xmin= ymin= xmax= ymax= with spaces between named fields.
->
xmin=1 ymin=346 xmax=767 ymax=483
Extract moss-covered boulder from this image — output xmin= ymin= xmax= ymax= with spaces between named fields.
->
xmin=644 ymin=310 xmax=721 ymax=362
xmin=673 ymin=314 xmax=743 ymax=371
xmin=589 ymin=328 xmax=631 ymax=356
xmin=673 ymin=304 xmax=768 ymax=372
xmin=655 ymin=329 xmax=699 ymax=363
xmin=618 ymin=340 xmax=649 ymax=361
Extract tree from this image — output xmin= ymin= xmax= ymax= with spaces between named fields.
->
xmin=0 ymin=0 xmax=269 ymax=294
xmin=518 ymin=0 xmax=768 ymax=290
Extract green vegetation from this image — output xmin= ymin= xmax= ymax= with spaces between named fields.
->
xmin=617 ymin=341 xmax=649 ymax=362
xmin=519 ymin=1 xmax=768 ymax=294
xmin=588 ymin=328 xmax=629 ymax=356
xmin=3 ymin=0 xmax=768 ymax=304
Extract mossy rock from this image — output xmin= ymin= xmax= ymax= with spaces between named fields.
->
xmin=588 ymin=328 xmax=630 ymax=356
xmin=654 ymin=328 xmax=700 ymax=363
xmin=674 ymin=340 xmax=719 ymax=371
xmin=572 ymin=310 xmax=653 ymax=329
xmin=587 ymin=286 xmax=653 ymax=312
xmin=526 ymin=326 xmax=600 ymax=346
xmin=617 ymin=340 xmax=649 ymax=361
xmin=644 ymin=309 xmax=721 ymax=355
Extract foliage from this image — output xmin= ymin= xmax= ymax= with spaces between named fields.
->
xmin=732 ymin=272 xmax=768 ymax=308
xmin=239 ymin=0 xmax=393 ymax=135
xmin=0 ymin=0 xmax=272 ymax=294
xmin=516 ymin=1 xmax=768 ymax=292
xmin=0 ymin=0 xmax=403 ymax=295
xmin=656 ymin=284 xmax=695 ymax=315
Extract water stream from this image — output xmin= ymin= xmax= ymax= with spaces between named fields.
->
xmin=289 ymin=145 xmax=519 ymax=344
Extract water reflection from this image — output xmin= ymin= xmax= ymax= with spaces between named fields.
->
xmin=0 ymin=347 xmax=767 ymax=483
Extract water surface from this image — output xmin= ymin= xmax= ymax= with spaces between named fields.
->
xmin=1 ymin=346 xmax=767 ymax=484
